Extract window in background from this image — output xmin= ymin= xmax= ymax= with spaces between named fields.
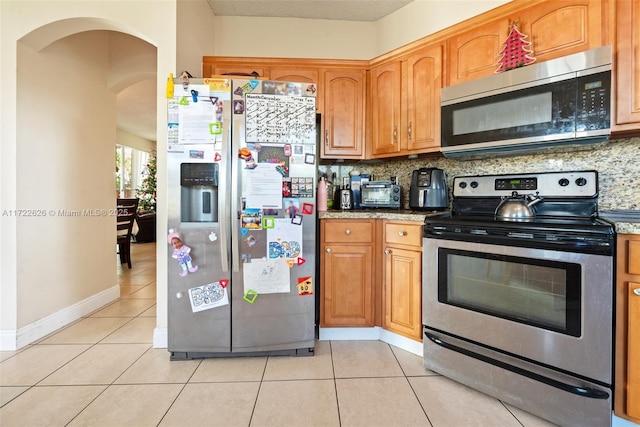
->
xmin=116 ymin=145 xmax=149 ymax=198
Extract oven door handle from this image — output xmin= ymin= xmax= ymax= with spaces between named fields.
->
xmin=424 ymin=332 xmax=609 ymax=400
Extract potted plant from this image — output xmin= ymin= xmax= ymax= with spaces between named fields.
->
xmin=135 ymin=150 xmax=156 ymax=242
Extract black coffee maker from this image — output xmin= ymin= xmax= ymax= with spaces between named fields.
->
xmin=409 ymin=168 xmax=448 ymax=210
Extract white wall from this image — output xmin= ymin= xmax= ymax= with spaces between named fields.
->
xmin=375 ymin=0 xmax=511 ymax=54
xmin=0 ymin=0 xmax=175 ymax=350
xmin=17 ymin=31 xmax=117 ymax=324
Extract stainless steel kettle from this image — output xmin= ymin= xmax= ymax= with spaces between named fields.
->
xmin=494 ymin=191 xmax=543 ymax=222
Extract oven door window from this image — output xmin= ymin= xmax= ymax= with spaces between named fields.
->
xmin=437 ymin=248 xmax=581 ymax=337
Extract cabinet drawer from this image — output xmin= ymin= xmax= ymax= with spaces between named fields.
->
xmin=384 ymin=222 xmax=422 ymax=248
xmin=323 ymin=220 xmax=374 ymax=243
xmin=629 ymin=241 xmax=640 ymax=275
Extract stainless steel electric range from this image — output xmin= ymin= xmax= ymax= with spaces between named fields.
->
xmin=422 ymin=170 xmax=615 ymax=427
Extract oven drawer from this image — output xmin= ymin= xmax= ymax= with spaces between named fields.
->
xmin=322 ymin=220 xmax=374 ymax=243
xmin=384 ymin=222 xmax=422 ymax=248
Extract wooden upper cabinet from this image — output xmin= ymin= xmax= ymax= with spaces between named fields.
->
xmin=447 ymin=0 xmax=607 ymax=86
xmin=614 ymin=0 xmax=640 ymax=131
xmin=270 ymin=67 xmax=322 ymax=112
xmin=405 ymin=44 xmax=442 ymax=153
xmin=447 ymin=18 xmax=509 ymax=86
xmin=269 ymin=67 xmax=318 ymax=83
xmin=522 ymin=0 xmax=605 ymax=62
xmin=321 ymin=68 xmax=366 ymax=159
xmin=202 ymin=61 xmax=268 ymax=79
xmin=370 ymin=61 xmax=402 ymax=156
xmin=370 ymin=43 xmax=443 ymax=157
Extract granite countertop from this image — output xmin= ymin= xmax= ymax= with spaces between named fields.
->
xmin=318 ymin=209 xmax=446 ymax=222
xmin=599 ymin=210 xmax=640 ymax=235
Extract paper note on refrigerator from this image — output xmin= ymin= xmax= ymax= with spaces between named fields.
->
xmin=245 ymin=94 xmax=316 ymax=144
xmin=188 ymin=282 xmax=229 ymax=313
xmin=267 ymin=219 xmax=302 ymax=260
xmin=245 ymin=163 xmax=282 ymax=209
xmin=243 ymin=258 xmax=290 ymax=294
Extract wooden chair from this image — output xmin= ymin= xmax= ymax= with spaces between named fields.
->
xmin=116 ymin=198 xmax=138 ymax=268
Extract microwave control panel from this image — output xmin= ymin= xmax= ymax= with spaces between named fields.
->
xmin=576 ymin=71 xmax=611 ymax=132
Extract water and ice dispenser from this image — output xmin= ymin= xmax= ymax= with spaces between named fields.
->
xmin=180 ymin=163 xmax=218 ymax=222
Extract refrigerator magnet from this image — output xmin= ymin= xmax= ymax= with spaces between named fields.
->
xmin=209 ymin=122 xmax=222 ymax=135
xmin=286 ymin=259 xmax=296 ymax=268
xmin=243 ymin=289 xmax=258 ymax=304
xmin=304 ymin=153 xmax=315 ymax=164
xmin=233 ymin=99 xmax=245 ymax=114
xmin=291 ymin=215 xmax=303 ymax=225
xmin=188 ymin=282 xmax=229 ymax=313
xmin=168 ymin=232 xmax=198 ymax=277
xmin=297 ymin=277 xmax=313 ymax=296
xmin=262 ymin=217 xmax=275 ymax=229
xmin=296 ymin=257 xmax=306 ymax=266
xmin=301 ymin=203 xmax=314 ymax=215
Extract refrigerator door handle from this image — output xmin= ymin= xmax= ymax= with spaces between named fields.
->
xmin=218 ymin=119 xmax=230 ymax=272
xmin=231 ymin=132 xmax=240 ymax=273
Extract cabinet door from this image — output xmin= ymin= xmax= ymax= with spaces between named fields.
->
xmin=447 ymin=18 xmax=509 ymax=86
xmin=321 ymin=244 xmax=374 ymax=327
xmin=628 ymin=281 xmax=640 ymax=419
xmin=615 ymin=0 xmax=640 ymax=128
xmin=270 ymin=68 xmax=322 ymax=112
xmin=523 ymin=0 xmax=605 ymax=62
xmin=321 ymin=69 xmax=366 ymax=159
xmin=206 ymin=64 xmax=268 ymax=78
xmin=370 ymin=61 xmax=402 ymax=156
xmin=383 ymin=247 xmax=422 ymax=340
xmin=405 ymin=44 xmax=443 ymax=153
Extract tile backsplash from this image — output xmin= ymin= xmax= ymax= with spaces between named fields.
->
xmin=319 ymin=137 xmax=640 ymax=211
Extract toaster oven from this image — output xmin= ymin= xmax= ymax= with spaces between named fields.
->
xmin=360 ymin=181 xmax=402 ymax=208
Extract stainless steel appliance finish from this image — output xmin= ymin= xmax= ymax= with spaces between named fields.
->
xmin=167 ymin=78 xmax=317 ymax=359
xmin=409 ymin=168 xmax=448 ymax=210
xmin=440 ymin=46 xmax=612 ymax=157
xmin=422 ymin=170 xmax=615 ymax=427
xmin=360 ymin=181 xmax=402 ymax=208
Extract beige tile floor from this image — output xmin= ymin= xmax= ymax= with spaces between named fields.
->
xmin=0 ymin=242 xmax=557 ymax=427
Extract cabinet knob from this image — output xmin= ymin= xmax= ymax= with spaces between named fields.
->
xmin=408 ymin=122 xmax=413 ymax=140
xmin=398 ymin=231 xmax=406 ymax=237
xmin=393 ymin=126 xmax=398 ymax=142
xmin=384 ymin=249 xmax=390 ymax=255
xmin=325 ymin=129 xmax=329 ymax=146
xmin=634 ymin=288 xmax=640 ymax=296
xmin=326 ymin=248 xmax=332 ymax=253
xmin=345 ymin=229 xmax=351 ymax=235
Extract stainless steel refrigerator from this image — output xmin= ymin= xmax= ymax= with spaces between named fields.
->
xmin=166 ymin=77 xmax=317 ymax=359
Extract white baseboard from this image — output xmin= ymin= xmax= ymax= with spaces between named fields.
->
xmin=153 ymin=327 xmax=167 ymax=348
xmin=0 ymin=285 xmax=120 ymax=351
xmin=319 ymin=326 xmax=422 ymax=356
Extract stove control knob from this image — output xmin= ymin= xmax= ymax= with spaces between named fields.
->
xmin=470 ymin=181 xmax=479 ymax=189
xmin=575 ymin=177 xmax=587 ymax=187
xmin=559 ymin=178 xmax=570 ymax=187
xmin=458 ymin=181 xmax=467 ymax=189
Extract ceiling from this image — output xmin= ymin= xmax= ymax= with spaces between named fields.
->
xmin=206 ymin=0 xmax=413 ymax=22
xmin=116 ymin=1 xmax=414 ymax=143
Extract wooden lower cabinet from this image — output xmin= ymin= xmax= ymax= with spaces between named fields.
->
xmin=615 ymin=234 xmax=640 ymax=423
xmin=320 ymin=218 xmax=423 ymax=342
xmin=320 ymin=220 xmax=375 ymax=327
xmin=382 ymin=221 xmax=423 ymax=341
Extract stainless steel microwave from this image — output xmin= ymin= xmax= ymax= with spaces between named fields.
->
xmin=440 ymin=45 xmax=612 ymax=157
